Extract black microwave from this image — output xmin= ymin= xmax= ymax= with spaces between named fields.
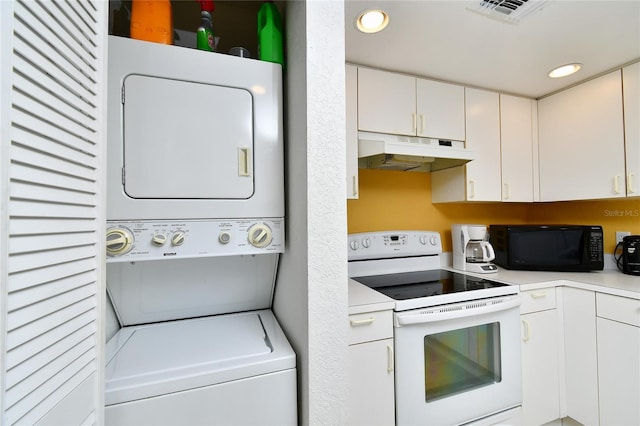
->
xmin=489 ymin=225 xmax=604 ymax=272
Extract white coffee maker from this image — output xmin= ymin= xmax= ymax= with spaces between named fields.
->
xmin=452 ymin=224 xmax=498 ymax=273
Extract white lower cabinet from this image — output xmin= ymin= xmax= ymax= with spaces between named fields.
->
xmin=348 ymin=310 xmax=395 ymax=426
xmin=562 ymin=287 xmax=599 ymax=426
xmin=519 ymin=288 xmax=561 ymax=426
xmin=596 ymin=293 xmax=640 ymax=426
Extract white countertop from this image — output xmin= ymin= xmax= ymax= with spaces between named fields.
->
xmin=349 ymin=265 xmax=640 ymax=312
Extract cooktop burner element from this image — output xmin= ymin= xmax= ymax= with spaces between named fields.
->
xmin=352 ymin=269 xmax=510 ymax=301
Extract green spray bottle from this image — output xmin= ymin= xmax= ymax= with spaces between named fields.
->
xmin=257 ymin=1 xmax=283 ymax=66
xmin=197 ymin=0 xmax=215 ymax=51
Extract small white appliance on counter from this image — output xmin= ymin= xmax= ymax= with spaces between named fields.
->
xmin=452 ymin=224 xmax=498 ymax=274
xmin=348 ymin=231 xmax=521 ymax=426
xmin=103 ymin=36 xmax=295 ymax=425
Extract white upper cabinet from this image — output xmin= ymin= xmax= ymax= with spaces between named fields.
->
xmin=623 ymin=62 xmax=640 ymax=197
xmin=416 ymin=78 xmax=465 ymax=141
xmin=346 ymin=64 xmax=359 ymax=199
xmin=357 ymin=67 xmax=416 ymax=136
xmin=538 ymin=70 xmax=626 ymax=201
xmin=500 ymin=94 xmax=534 ymax=202
xmin=357 ymin=67 xmax=465 ymax=140
xmin=431 ymin=88 xmax=502 ymax=202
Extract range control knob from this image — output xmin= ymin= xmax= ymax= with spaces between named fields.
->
xmin=248 ymin=223 xmax=273 ymax=248
xmin=151 ymin=233 xmax=167 ymax=246
xmin=349 ymin=239 xmax=360 ymax=250
xmin=106 ymin=227 xmax=134 ymax=256
xmin=171 ymin=231 xmax=185 ymax=246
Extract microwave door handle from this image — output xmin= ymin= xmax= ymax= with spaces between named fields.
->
xmin=395 ymin=296 xmax=521 ymax=326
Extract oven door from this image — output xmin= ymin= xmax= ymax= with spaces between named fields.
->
xmin=394 ymin=295 xmax=522 ymax=426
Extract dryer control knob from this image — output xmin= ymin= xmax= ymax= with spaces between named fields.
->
xmin=151 ymin=233 xmax=167 ymax=246
xmin=106 ymin=227 xmax=134 ymax=256
xmin=219 ymin=231 xmax=231 ymax=244
xmin=349 ymin=240 xmax=360 ymax=250
xmin=419 ymin=235 xmax=428 ymax=245
xmin=430 ymin=236 xmax=438 ymax=246
xmin=248 ymin=223 xmax=273 ymax=248
xmin=171 ymin=231 xmax=185 ymax=246
xmin=362 ymin=238 xmax=371 ymax=248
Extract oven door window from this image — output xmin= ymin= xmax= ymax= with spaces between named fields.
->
xmin=424 ymin=322 xmax=501 ymax=402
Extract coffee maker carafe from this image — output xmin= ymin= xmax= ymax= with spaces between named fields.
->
xmin=452 ymin=224 xmax=498 ymax=273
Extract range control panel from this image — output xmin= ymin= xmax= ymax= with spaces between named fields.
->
xmin=348 ymin=230 xmax=442 ymax=261
xmin=106 ymin=218 xmax=284 ymax=262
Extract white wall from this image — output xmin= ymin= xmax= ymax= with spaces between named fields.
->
xmin=273 ymin=0 xmax=349 ymax=424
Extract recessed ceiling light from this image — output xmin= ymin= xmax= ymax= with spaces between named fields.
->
xmin=548 ymin=63 xmax=582 ymax=78
xmin=356 ymin=9 xmax=389 ymax=34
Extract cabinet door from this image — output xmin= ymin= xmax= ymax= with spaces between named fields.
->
xmin=623 ymin=62 xmax=640 ymax=197
xmin=348 ymin=339 xmax=395 ymax=426
xmin=538 ymin=70 xmax=625 ymax=201
xmin=521 ymin=310 xmax=561 ymax=425
xmin=357 ymin=68 xmax=416 ymax=136
xmin=597 ymin=317 xmax=640 ymax=426
xmin=416 ymin=79 xmax=465 ymax=141
xmin=500 ymin=95 xmax=534 ymax=202
xmin=346 ymin=64 xmax=359 ymax=199
xmin=464 ymin=88 xmax=502 ymax=201
xmin=562 ymin=287 xmax=599 ymax=426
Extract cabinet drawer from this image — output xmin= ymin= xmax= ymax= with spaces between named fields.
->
xmin=348 ymin=310 xmax=393 ymax=345
xmin=597 ymin=293 xmax=640 ymax=327
xmin=520 ymin=288 xmax=557 ymax=314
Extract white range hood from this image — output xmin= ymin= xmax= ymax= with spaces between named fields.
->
xmin=358 ymin=131 xmax=475 ymax=172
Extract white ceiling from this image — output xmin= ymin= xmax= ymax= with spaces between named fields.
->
xmin=344 ymin=0 xmax=640 ymax=98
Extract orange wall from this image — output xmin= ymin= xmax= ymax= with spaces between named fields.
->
xmin=347 ymin=169 xmax=640 ymax=253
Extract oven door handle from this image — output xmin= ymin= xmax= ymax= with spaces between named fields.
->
xmin=395 ymin=296 xmax=521 ymax=326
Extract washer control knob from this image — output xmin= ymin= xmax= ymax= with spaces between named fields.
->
xmin=349 ymin=239 xmax=360 ymax=250
xmin=362 ymin=238 xmax=371 ymax=248
xmin=430 ymin=236 xmax=438 ymax=246
xmin=248 ymin=223 xmax=273 ymax=248
xmin=151 ymin=233 xmax=167 ymax=246
xmin=419 ymin=235 xmax=428 ymax=245
xmin=171 ymin=231 xmax=185 ymax=246
xmin=106 ymin=227 xmax=134 ymax=256
xmin=219 ymin=231 xmax=231 ymax=244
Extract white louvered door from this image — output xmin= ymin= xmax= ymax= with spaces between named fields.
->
xmin=0 ymin=1 xmax=107 ymax=425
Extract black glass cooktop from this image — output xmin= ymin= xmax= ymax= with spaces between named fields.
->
xmin=352 ymin=269 xmax=509 ymax=300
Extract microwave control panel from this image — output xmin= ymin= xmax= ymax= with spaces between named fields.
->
xmin=106 ymin=218 xmax=284 ymax=262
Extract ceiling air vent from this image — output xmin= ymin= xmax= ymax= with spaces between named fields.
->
xmin=468 ymin=0 xmax=550 ymax=24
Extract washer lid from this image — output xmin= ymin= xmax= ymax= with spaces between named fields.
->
xmin=105 ymin=310 xmax=295 ymax=405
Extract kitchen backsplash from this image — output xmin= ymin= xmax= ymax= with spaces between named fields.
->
xmin=347 ymin=169 xmax=640 ymax=253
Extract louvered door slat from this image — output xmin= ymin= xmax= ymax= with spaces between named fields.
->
xmin=13 ymin=3 xmax=98 ymax=89
xmin=5 ymin=311 xmax=95 ymax=369
xmin=5 ymin=327 xmax=94 ymax=389
xmin=7 ymin=270 xmax=96 ymax=310
xmin=10 ymin=218 xmax=96 ymax=237
xmin=10 ymin=164 xmax=96 ymax=194
xmin=2 ymin=0 xmax=105 ymax=423
xmin=13 ymin=74 xmax=97 ymax=131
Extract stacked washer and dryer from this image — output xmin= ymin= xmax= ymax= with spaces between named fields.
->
xmin=103 ymin=36 xmax=296 ymax=425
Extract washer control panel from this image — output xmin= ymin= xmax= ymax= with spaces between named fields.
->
xmin=106 ymin=218 xmax=284 ymax=262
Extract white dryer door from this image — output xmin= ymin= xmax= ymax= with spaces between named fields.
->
xmin=122 ymin=74 xmax=254 ymax=199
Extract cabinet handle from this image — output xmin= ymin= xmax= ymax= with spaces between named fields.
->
xmin=522 ymin=319 xmax=530 ymax=342
xmin=629 ymin=173 xmax=636 ymax=194
xmin=419 ymin=114 xmax=425 ymax=134
xmin=412 ymin=113 xmax=417 ymax=133
xmin=503 ymin=183 xmax=510 ymax=200
xmin=468 ymin=180 xmax=475 ymax=199
xmin=352 ymin=176 xmax=357 ymax=197
xmin=387 ymin=344 xmax=394 ymax=373
xmin=614 ymin=175 xmax=621 ymax=194
xmin=530 ymin=292 xmax=547 ymax=299
xmin=350 ymin=317 xmax=375 ymax=326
